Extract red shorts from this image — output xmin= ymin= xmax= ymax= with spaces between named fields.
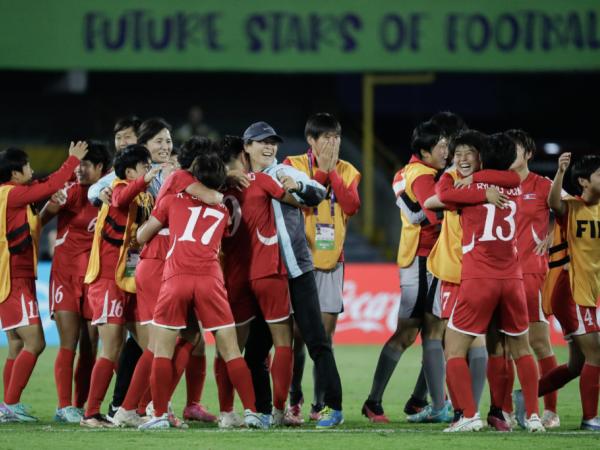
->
xmin=0 ymin=278 xmax=40 ymax=331
xmin=153 ymin=274 xmax=235 ymax=332
xmin=135 ymin=258 xmax=164 ymax=325
xmin=523 ymin=273 xmax=548 ymax=323
xmin=50 ymin=270 xmax=92 ymax=320
xmin=226 ymin=280 xmax=257 ymax=326
xmin=87 ymin=278 xmax=137 ymax=326
xmin=251 ymin=275 xmax=291 ymax=323
xmin=551 ymin=270 xmax=600 ymax=339
xmin=449 ymin=278 xmax=529 ymax=336
xmin=440 ymin=281 xmax=460 ymax=320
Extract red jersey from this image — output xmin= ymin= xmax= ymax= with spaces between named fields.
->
xmin=140 ymin=169 xmax=196 ymax=260
xmin=3 ymin=155 xmax=79 ymax=278
xmin=153 ymin=192 xmax=229 ymax=281
xmin=98 ymin=176 xmax=150 ymax=278
xmin=438 ymin=169 xmax=523 ymax=280
xmin=222 ymin=172 xmax=286 ymax=282
xmin=515 ymin=172 xmax=552 ymax=274
xmin=53 ymin=183 xmax=98 ymax=277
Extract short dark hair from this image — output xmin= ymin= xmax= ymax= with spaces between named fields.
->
xmin=481 ymin=133 xmax=517 ymax=171
xmin=0 ymin=147 xmax=29 ymax=183
xmin=218 ymin=135 xmax=244 ymax=164
xmin=113 ymin=116 xmax=142 ymax=135
xmin=505 ymin=129 xmax=536 ymax=158
xmin=410 ymin=120 xmax=445 ymax=156
xmin=137 ymin=118 xmax=171 ymax=145
xmin=84 ymin=141 xmax=113 ymax=174
xmin=305 ymin=113 xmax=342 ymax=139
xmin=114 ymin=145 xmax=151 ymax=179
xmin=571 ymin=154 xmax=600 ymax=192
xmin=178 ymin=136 xmax=213 ymax=169
xmin=449 ymin=130 xmax=489 ymax=158
xmin=191 ymin=151 xmax=226 ymax=191
xmin=430 ymin=111 xmax=468 ymax=138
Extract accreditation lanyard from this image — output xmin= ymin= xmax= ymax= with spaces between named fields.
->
xmin=307 ymin=148 xmax=335 ymax=217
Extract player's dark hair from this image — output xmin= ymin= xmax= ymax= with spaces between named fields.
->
xmin=481 ymin=133 xmax=517 ymax=171
xmin=137 ymin=118 xmax=172 ymax=145
xmin=178 ymin=136 xmax=213 ymax=169
xmin=571 ymin=154 xmax=600 ymax=192
xmin=449 ymin=130 xmax=489 ymax=159
xmin=410 ymin=120 xmax=445 ymax=157
xmin=114 ymin=145 xmax=151 ymax=179
xmin=219 ymin=135 xmax=244 ymax=164
xmin=191 ymin=151 xmax=226 ymax=190
xmin=430 ymin=111 xmax=468 ymax=138
xmin=505 ymin=129 xmax=536 ymax=158
xmin=113 ymin=116 xmax=142 ymax=135
xmin=83 ymin=141 xmax=113 ymax=175
xmin=0 ymin=147 xmax=29 ymax=183
xmin=305 ymin=113 xmax=342 ymax=139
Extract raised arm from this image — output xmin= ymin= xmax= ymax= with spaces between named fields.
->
xmin=548 ymin=153 xmax=570 ymax=217
xmin=112 ymin=167 xmax=159 ymax=210
xmin=8 ymin=142 xmax=87 ymax=208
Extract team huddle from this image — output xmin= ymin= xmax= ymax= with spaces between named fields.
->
xmin=0 ymin=111 xmax=598 ymax=433
xmin=362 ymin=114 xmax=600 ymax=433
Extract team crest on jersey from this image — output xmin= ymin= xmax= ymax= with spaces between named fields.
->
xmin=523 ymin=193 xmax=537 ymax=200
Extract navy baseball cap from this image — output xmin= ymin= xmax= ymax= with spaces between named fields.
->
xmin=242 ymin=121 xmax=283 ymax=143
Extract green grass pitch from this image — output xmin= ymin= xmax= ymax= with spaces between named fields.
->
xmin=1 ymin=345 xmax=598 ymax=449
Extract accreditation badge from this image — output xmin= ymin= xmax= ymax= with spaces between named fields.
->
xmin=124 ymin=248 xmax=140 ymax=277
xmin=315 ymin=223 xmax=335 ymax=250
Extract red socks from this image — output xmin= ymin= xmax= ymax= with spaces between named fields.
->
xmin=169 ymin=339 xmax=193 ymax=395
xmin=538 ymin=355 xmax=558 ymax=413
xmin=3 ymin=358 xmax=15 ymax=400
xmin=4 ymin=350 xmax=38 ymax=405
xmin=447 ymin=358 xmax=476 ymax=418
xmin=73 ymin=353 xmax=95 ymax=408
xmin=539 ymin=363 xmax=577 ymax=396
xmin=225 ymin=357 xmax=256 ymax=412
xmin=214 ymin=356 xmax=234 ymax=412
xmin=271 ymin=346 xmax=293 ymax=411
xmin=580 ymin=363 xmax=600 ymax=420
xmin=84 ymin=357 xmax=115 ymax=417
xmin=185 ymin=354 xmax=206 ymax=406
xmin=122 ymin=349 xmax=154 ymax=411
xmin=54 ymin=348 xmax=75 ymax=409
xmin=150 ymin=357 xmax=173 ymax=417
xmin=515 ymin=355 xmax=539 ymax=417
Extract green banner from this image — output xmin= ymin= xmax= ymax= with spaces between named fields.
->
xmin=1 ymin=0 xmax=599 ymax=72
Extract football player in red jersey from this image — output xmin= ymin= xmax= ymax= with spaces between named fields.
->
xmin=505 ymin=129 xmax=560 ymax=428
xmin=136 ymin=151 xmax=262 ymax=430
xmin=40 ymin=142 xmax=112 ymax=423
xmin=219 ymin=135 xmax=301 ymax=427
xmin=80 ymin=146 xmax=159 ymax=428
xmin=113 ymin=138 xmax=223 ymax=428
xmin=0 ymin=141 xmax=89 ymax=422
xmin=441 ymin=133 xmax=544 ymax=433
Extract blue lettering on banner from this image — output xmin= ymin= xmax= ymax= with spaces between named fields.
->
xmin=245 ymin=12 xmax=362 ymax=53
xmin=84 ymin=10 xmax=223 ymax=52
